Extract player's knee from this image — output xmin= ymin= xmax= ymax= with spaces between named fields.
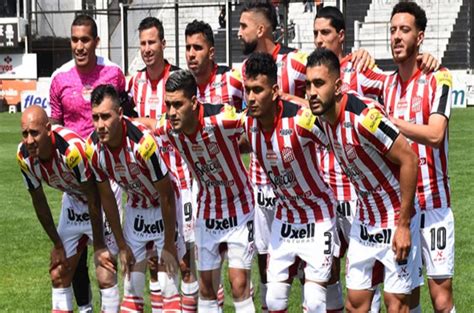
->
xmin=199 ymin=281 xmax=217 ymax=300
xmin=157 ymin=271 xmax=179 ymax=297
xmin=96 ymin=266 xmax=116 ymax=289
xmin=50 ymin=267 xmax=68 ymax=288
xmin=431 ymin=294 xmax=453 ymax=313
xmin=229 ymin=274 xmax=248 ymax=300
xmin=303 ymin=281 xmax=326 ymax=312
xmin=266 ymin=282 xmax=290 ymax=311
xmin=123 ymin=271 xmax=145 ymax=297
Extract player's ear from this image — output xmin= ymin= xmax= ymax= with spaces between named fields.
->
xmin=118 ymin=106 xmax=123 ymax=117
xmin=46 ymin=121 xmax=52 ymax=134
xmin=334 ymin=77 xmax=343 ymax=97
xmin=272 ymin=83 xmax=279 ymax=101
xmin=191 ymin=95 xmax=198 ymax=111
xmin=417 ymin=30 xmax=424 ymax=48
xmin=95 ymin=36 xmax=100 ymax=47
xmin=338 ymin=29 xmax=345 ymax=45
xmin=209 ymin=46 xmax=215 ymax=61
xmin=162 ymin=39 xmax=167 ymax=49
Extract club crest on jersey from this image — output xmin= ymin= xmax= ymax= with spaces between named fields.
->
xmin=281 ymin=147 xmax=295 ymax=163
xmin=344 ymin=144 xmax=357 ymax=161
xmin=297 ymin=109 xmax=317 ymax=131
xmin=17 ymin=152 xmax=29 ymax=173
xmin=82 ymin=85 xmax=93 ymax=102
xmin=66 ymin=146 xmax=82 ymax=169
xmin=129 ymin=163 xmax=141 ymax=176
xmin=411 ymin=96 xmax=422 ymax=113
xmin=361 ymin=108 xmax=382 ymax=133
xmin=208 ymin=142 xmax=220 ymax=156
xmin=139 ymin=135 xmax=157 ymax=160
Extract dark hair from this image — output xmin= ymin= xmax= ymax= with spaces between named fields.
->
xmin=307 ymin=48 xmax=340 ymax=76
xmin=240 ymin=1 xmax=278 ymax=32
xmin=391 ymin=1 xmax=427 ymax=31
xmin=138 ymin=17 xmax=165 ymax=40
xmin=72 ymin=14 xmax=97 ymax=38
xmin=315 ymin=6 xmax=345 ymax=32
xmin=185 ymin=20 xmax=214 ymax=47
xmin=165 ymin=70 xmax=197 ymax=99
xmin=91 ymin=84 xmax=121 ymax=108
xmin=245 ymin=52 xmax=277 ymax=85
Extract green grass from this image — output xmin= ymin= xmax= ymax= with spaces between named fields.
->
xmin=1 ymin=109 xmax=473 ymax=312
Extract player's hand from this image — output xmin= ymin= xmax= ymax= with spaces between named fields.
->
xmin=95 ymin=248 xmax=117 ymax=273
xmin=417 ymin=53 xmax=440 ymax=73
xmin=351 ymin=48 xmax=375 ymax=72
xmin=148 ymin=255 xmax=159 ymax=273
xmin=50 ymin=244 xmax=70 ymax=273
xmin=161 ymin=243 xmax=178 ymax=277
xmin=119 ymin=245 xmax=135 ymax=279
xmin=392 ymin=225 xmax=411 ymax=262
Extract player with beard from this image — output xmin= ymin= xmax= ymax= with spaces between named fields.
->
xmin=49 ymin=14 xmax=125 ymax=312
xmin=17 ymin=106 xmax=119 ymax=313
xmin=185 ymin=19 xmax=244 ymax=111
xmin=383 ymin=3 xmax=455 ymax=312
xmin=306 ymin=48 xmax=421 ymax=313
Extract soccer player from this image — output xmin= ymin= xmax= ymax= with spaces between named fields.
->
xmin=306 ymin=48 xmax=421 ymax=312
xmin=384 ymin=2 xmax=455 ymax=312
xmin=242 ymin=52 xmax=336 ymax=312
xmin=17 ymin=105 xmax=119 ymax=312
xmin=127 ymin=17 xmax=180 ymax=119
xmin=87 ymin=85 xmax=182 ymax=312
xmin=185 ymin=19 xmax=243 ymax=111
xmin=153 ymin=70 xmax=255 ymax=313
xmin=49 ymin=14 xmax=125 ymax=312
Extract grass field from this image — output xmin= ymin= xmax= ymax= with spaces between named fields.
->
xmin=0 ymin=109 xmax=473 ymax=312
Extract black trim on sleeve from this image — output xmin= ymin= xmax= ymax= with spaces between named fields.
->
xmin=436 ymin=85 xmax=449 ymax=115
xmin=379 ymin=120 xmax=399 ymax=141
xmin=217 ymin=65 xmax=231 ymax=74
xmin=126 ymin=119 xmax=145 ymax=144
xmin=346 ymin=94 xmax=367 ymax=115
xmin=281 ymin=100 xmax=300 ymax=118
xmin=203 ymin=103 xmax=224 ymax=117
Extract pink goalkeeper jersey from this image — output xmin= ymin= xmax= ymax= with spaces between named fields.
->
xmin=50 ymin=57 xmax=126 ymax=139
xmin=383 ymin=68 xmax=452 ymax=211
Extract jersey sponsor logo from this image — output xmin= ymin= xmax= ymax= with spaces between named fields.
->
xmin=250 ymin=126 xmax=259 ymax=133
xmin=397 ymin=98 xmax=408 ymax=111
xmin=159 ymin=144 xmax=174 ymax=153
xmin=123 ymin=180 xmax=143 ymax=192
xmin=343 ymin=121 xmax=353 ymax=128
xmin=359 ymin=224 xmax=392 ymax=245
xmin=207 ymin=142 xmax=220 ymax=156
xmin=203 ymin=125 xmax=216 ymax=133
xmin=416 ymin=77 xmax=427 ymax=85
xmin=419 ymin=157 xmax=427 ymax=166
xmin=133 ymin=215 xmax=164 ymax=235
xmin=192 ymin=144 xmax=204 ymax=156
xmin=204 ymin=179 xmax=235 ymax=187
xmin=411 ymin=96 xmax=422 ymax=113
xmin=195 ymin=159 xmax=222 ymax=177
xmin=279 ymin=128 xmax=293 ymax=136
xmin=212 ymin=81 xmax=224 ymax=88
xmin=139 ymin=135 xmax=157 ymax=160
xmin=435 ymin=70 xmax=452 ymax=88
xmin=281 ymin=147 xmax=295 ymax=163
xmin=297 ymin=109 xmax=317 ymax=131
xmin=205 ymin=216 xmax=237 ymax=231
xmin=280 ymin=222 xmax=315 ymax=239
xmin=277 ymin=190 xmax=312 ymax=201
xmin=67 ymin=208 xmax=90 ymax=223
xmin=66 ymin=146 xmax=82 ymax=169
xmin=17 ymin=152 xmax=29 ymax=173
xmin=361 ymin=108 xmax=382 ymax=133
xmin=257 ymin=191 xmax=276 ymax=209
xmin=267 ymin=169 xmax=296 ymax=188
xmin=343 ymin=163 xmax=365 ymax=181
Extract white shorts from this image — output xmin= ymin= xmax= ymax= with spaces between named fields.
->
xmin=58 ymin=193 xmax=118 ymax=258
xmin=267 ymin=218 xmax=336 ymax=283
xmin=177 ymin=186 xmax=196 ymax=243
xmin=123 ymin=205 xmax=185 ymax=263
xmin=195 ymin=213 xmax=255 ymax=271
xmin=420 ymin=207 xmax=455 ymax=278
xmin=254 ymin=184 xmax=276 ymax=254
xmin=335 ymin=199 xmax=357 ymax=257
xmin=346 ymin=212 xmax=422 ymax=294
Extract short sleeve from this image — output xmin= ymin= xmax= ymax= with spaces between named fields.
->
xmin=357 ymin=107 xmax=399 ymax=155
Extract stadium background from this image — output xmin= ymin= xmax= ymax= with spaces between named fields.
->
xmin=0 ymin=0 xmax=473 ymax=311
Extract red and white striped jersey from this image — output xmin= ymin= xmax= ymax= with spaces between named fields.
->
xmin=318 ymin=92 xmax=404 ymax=228
xmin=339 ymin=54 xmax=386 ymax=101
xmin=17 ymin=125 xmax=92 ymax=204
xmin=87 ymin=117 xmax=168 ymax=209
xmin=383 ymin=68 xmax=452 ymax=211
xmin=243 ymin=100 xmax=335 ymax=224
xmin=155 ymin=103 xmax=254 ymax=220
xmin=196 ymin=64 xmax=244 ymax=111
xmin=127 ymin=61 xmax=180 ymax=119
xmin=242 ymin=44 xmax=308 ymax=186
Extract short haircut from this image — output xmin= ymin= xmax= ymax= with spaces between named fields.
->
xmin=307 ymin=48 xmax=340 ymax=76
xmin=315 ymin=6 xmax=345 ymax=32
xmin=245 ymin=52 xmax=277 ymax=85
xmin=391 ymin=1 xmax=427 ymax=31
xmin=91 ymin=84 xmax=120 ymax=108
xmin=185 ymin=20 xmax=214 ymax=47
xmin=72 ymin=14 xmax=97 ymax=38
xmin=240 ymin=1 xmax=278 ymax=32
xmin=165 ymin=70 xmax=197 ymax=99
xmin=138 ymin=17 xmax=165 ymax=40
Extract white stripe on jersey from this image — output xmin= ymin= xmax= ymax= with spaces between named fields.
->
xmin=383 ymin=69 xmax=452 ymax=210
xmin=17 ymin=125 xmax=91 ymax=203
xmin=319 ymin=93 xmax=403 ymax=228
xmin=244 ymin=101 xmax=335 ymax=224
xmin=88 ymin=118 xmax=168 ymax=209
xmin=156 ymin=104 xmax=254 ymax=220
